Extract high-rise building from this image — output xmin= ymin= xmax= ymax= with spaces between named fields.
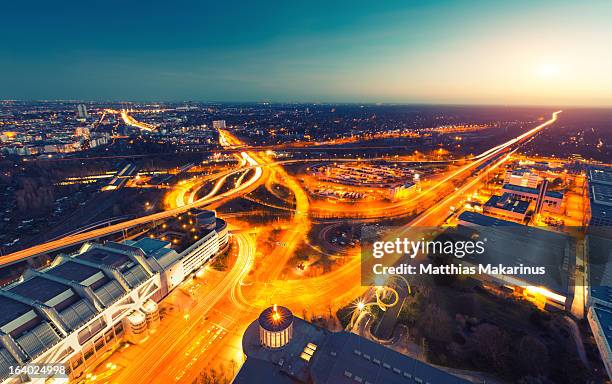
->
xmin=212 ymin=120 xmax=226 ymax=129
xmin=76 ymin=104 xmax=88 ymax=120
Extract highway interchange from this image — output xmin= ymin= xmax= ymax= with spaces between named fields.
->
xmin=1 ymin=111 xmax=562 ymax=383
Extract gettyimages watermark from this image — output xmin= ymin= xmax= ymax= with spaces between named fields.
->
xmin=359 ymin=225 xmax=600 ymax=293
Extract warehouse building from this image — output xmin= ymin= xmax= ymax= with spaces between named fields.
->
xmin=586 ymin=166 xmax=612 ymax=232
xmin=500 ymin=183 xmax=564 ymax=213
xmin=482 ymin=193 xmax=531 ymax=222
xmin=457 ymin=211 xmax=574 ymax=311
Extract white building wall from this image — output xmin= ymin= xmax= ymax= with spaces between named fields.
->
xmin=3 ymin=274 xmax=161 ymax=384
xmin=1 ymin=223 xmax=229 ymax=384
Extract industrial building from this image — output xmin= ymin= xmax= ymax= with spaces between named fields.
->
xmin=503 ymin=168 xmax=541 ymax=188
xmin=0 ymin=211 xmax=227 ymax=384
xmin=457 ymin=211 xmax=574 ymax=310
xmin=234 ymin=306 xmax=472 ymax=384
xmin=500 ymin=183 xmax=564 ymax=213
xmin=482 ymin=193 xmax=531 ymax=222
xmin=581 ymin=167 xmax=612 ymax=381
xmin=586 ymin=166 xmax=612 ymax=229
xmin=586 ymin=233 xmax=612 ymax=381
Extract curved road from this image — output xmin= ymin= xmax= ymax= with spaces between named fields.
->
xmin=0 ymin=111 xmax=560 ymax=267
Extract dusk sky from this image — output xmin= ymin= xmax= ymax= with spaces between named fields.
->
xmin=1 ymin=0 xmax=611 ymax=105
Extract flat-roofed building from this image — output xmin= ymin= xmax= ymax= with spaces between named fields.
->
xmin=483 ymin=193 xmax=531 ymax=222
xmin=457 ymin=211 xmax=523 ymax=229
xmin=586 ymin=167 xmax=612 ymax=235
xmin=587 ymin=235 xmax=612 ymax=381
xmin=501 ymin=183 xmax=564 ymax=214
xmin=588 ymin=305 xmax=612 ymax=381
xmin=504 ymin=168 xmax=541 ymax=188
xmin=457 ymin=212 xmax=574 ymax=311
xmin=586 ymin=168 xmax=612 ymax=377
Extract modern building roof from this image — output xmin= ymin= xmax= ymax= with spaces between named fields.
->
xmin=0 ymin=296 xmax=33 ymax=329
xmin=0 ymin=235 xmax=197 ymax=380
xmin=590 ymin=205 xmax=612 ymax=227
xmin=0 ymin=347 xmax=19 ymax=381
xmin=259 ymin=306 xmax=294 ymax=332
xmin=592 ymin=305 xmax=612 ymax=350
xmin=131 ymin=238 xmax=170 ymax=255
xmin=216 ymin=217 xmax=228 ymax=232
xmin=122 ymin=237 xmax=181 ymax=270
xmin=47 ymin=260 xmax=101 ymax=283
xmin=239 ymin=310 xmax=472 ymax=384
xmin=458 ymin=211 xmax=523 ymax=228
xmin=76 ymin=247 xmax=130 ymax=268
xmin=588 ymin=235 xmax=612 ymax=306
xmin=589 ymin=167 xmax=612 ymax=186
xmin=233 ymin=358 xmax=298 ymax=384
xmin=592 ymin=286 xmax=612 ymax=306
xmin=587 ymin=166 xmax=612 ymax=227
xmin=9 ymin=276 xmax=73 ymax=304
xmin=0 ymin=224 xmax=227 ymax=378
xmin=592 ymin=184 xmax=612 ymax=206
xmin=311 ymin=332 xmax=470 ymax=384
xmin=508 ymin=168 xmax=531 ymax=175
xmin=103 ymin=242 xmax=146 ymax=257
xmin=456 ymin=223 xmax=573 ymax=297
xmin=194 ymin=209 xmax=217 ymax=220
xmin=484 ymin=194 xmax=530 ymax=214
xmin=502 ymin=183 xmax=563 ymax=199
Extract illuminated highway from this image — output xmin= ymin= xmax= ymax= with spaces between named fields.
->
xmin=0 ymin=153 xmax=263 ymax=267
xmin=84 ymin=232 xmax=255 ymax=384
xmin=118 ymin=109 xmax=156 ymax=132
xmin=0 ymin=111 xmax=561 ymax=267
xmin=61 ymin=110 xmax=565 ymax=384
xmin=218 ymin=129 xmax=311 ymax=280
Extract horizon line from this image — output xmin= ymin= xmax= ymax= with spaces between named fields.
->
xmin=1 ymin=99 xmax=612 ymax=109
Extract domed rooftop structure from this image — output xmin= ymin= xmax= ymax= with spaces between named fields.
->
xmin=258 ymin=305 xmax=294 ymax=349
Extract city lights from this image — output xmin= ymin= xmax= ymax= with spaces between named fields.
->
xmin=1 ymin=2 xmax=610 ymax=382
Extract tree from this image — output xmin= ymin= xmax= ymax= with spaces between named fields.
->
xmin=473 ymin=324 xmax=511 ymax=372
xmin=416 ymin=303 xmax=453 ymax=342
xmin=516 ymin=335 xmax=549 ymax=376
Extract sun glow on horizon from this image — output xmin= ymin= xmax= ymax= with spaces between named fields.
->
xmin=536 ymin=63 xmax=562 ymax=79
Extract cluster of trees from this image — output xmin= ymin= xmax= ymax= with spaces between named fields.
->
xmin=15 ymin=177 xmax=56 ymax=212
xmin=395 ymin=283 xmax=593 ymax=383
xmin=192 ymin=361 xmax=238 ymax=384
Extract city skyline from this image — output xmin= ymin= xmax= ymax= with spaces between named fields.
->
xmin=2 ymin=0 xmax=612 ymax=105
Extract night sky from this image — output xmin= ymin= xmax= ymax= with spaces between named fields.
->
xmin=1 ymin=0 xmax=611 ymax=105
